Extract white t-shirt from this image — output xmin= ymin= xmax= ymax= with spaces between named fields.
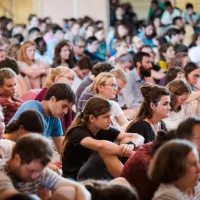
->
xmin=0 ymin=139 xmax=15 ymax=162
xmin=153 ymin=183 xmax=200 ymax=200
xmin=109 ymin=100 xmax=124 ymax=129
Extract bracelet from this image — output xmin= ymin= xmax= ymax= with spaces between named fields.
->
xmin=126 ymin=141 xmax=136 ymax=149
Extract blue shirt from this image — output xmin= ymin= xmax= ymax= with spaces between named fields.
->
xmin=9 ymin=100 xmax=63 ymax=137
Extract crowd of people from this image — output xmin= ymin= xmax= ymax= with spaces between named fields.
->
xmin=0 ymin=0 xmax=200 ymax=199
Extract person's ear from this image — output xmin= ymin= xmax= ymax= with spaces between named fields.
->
xmin=97 ymin=85 xmax=104 ymax=92
xmin=136 ymin=61 xmax=141 ymax=68
xmin=89 ymin=115 xmax=96 ymax=123
xmin=50 ymin=96 xmax=56 ymax=102
xmin=13 ymin=154 xmax=21 ymax=166
xmin=150 ymin=102 xmax=156 ymax=110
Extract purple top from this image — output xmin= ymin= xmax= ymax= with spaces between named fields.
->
xmin=34 ymin=88 xmax=73 ymax=133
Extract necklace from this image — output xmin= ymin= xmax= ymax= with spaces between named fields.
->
xmin=150 ymin=119 xmax=159 ymax=134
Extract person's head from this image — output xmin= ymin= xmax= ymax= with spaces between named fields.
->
xmin=115 ymin=53 xmax=133 ymax=72
xmin=10 ymin=134 xmax=53 ymax=182
xmin=115 ymin=6 xmax=125 ymax=18
xmin=140 ymin=45 xmax=155 ymax=62
xmin=34 ymin=36 xmax=47 ymax=54
xmin=184 ymin=62 xmax=199 ymax=86
xmin=94 ymin=27 xmax=105 ymax=42
xmin=141 ymin=21 xmax=155 ymax=39
xmin=0 ymin=37 xmax=10 ymax=61
xmin=43 ymin=83 xmax=76 ymax=118
xmin=13 ymin=33 xmax=24 ymax=43
xmin=82 ymin=179 xmax=139 ymax=200
xmin=173 ymin=17 xmax=184 ymax=29
xmin=0 ymin=106 xmax=5 ymax=139
xmin=67 ymin=97 xmax=112 ymax=133
xmin=0 ymin=68 xmax=16 ymax=97
xmin=133 ymin=52 xmax=152 ymax=78
xmin=45 ymin=66 xmax=75 ymax=88
xmin=167 ymin=79 xmax=191 ymax=112
xmin=114 ymin=23 xmax=129 ymax=39
xmin=186 ymin=3 xmax=194 ymax=15
xmin=176 ymin=117 xmax=200 ymax=154
xmin=113 ymin=39 xmax=129 ymax=56
xmin=148 ymin=139 xmax=200 ymax=190
xmin=18 ymin=41 xmax=36 ymax=65
xmin=131 ymin=35 xmax=143 ymax=53
xmin=168 ymin=52 xmax=189 ymax=69
xmin=52 ymin=25 xmax=64 ymax=42
xmin=73 ymin=35 xmax=86 ymax=56
xmin=28 ymin=27 xmax=40 ymax=42
xmin=76 ymin=56 xmax=92 ymax=79
xmin=132 ymin=82 xmax=170 ymax=122
xmin=53 ymin=40 xmax=71 ymax=66
xmin=92 ymin=62 xmax=114 ymax=77
xmin=151 ymin=130 xmax=177 ymax=156
xmin=70 ymin=22 xmax=80 ymax=36
xmin=166 ymin=28 xmax=181 ymax=45
xmin=92 ymin=73 xmax=117 ymax=99
xmin=7 ymin=43 xmax=21 ymax=60
xmin=165 ymin=67 xmax=184 ymax=85
xmin=0 ymin=57 xmax=19 ymax=74
xmin=86 ymin=36 xmax=99 ymax=53
xmin=151 ymin=0 xmax=159 ymax=9
xmin=165 ymin=1 xmax=173 ymax=13
xmin=174 ymin=44 xmax=188 ymax=54
xmin=110 ymin=68 xmax=127 ymax=94
xmin=85 ymin=24 xmax=95 ymax=39
xmin=5 ymin=110 xmax=44 ymax=136
xmin=159 ymin=43 xmax=175 ymax=62
xmin=28 ymin=14 xmax=39 ymax=28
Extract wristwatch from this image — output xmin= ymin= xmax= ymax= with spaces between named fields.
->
xmin=126 ymin=141 xmax=136 ymax=149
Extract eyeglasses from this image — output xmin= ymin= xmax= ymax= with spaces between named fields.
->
xmin=104 ymin=83 xmax=118 ymax=90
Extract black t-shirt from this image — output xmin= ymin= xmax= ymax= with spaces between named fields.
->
xmin=62 ymin=126 xmax=120 ymax=179
xmin=127 ymin=120 xmax=167 ymax=143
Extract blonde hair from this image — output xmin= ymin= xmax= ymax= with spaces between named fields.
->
xmin=45 ymin=66 xmax=75 ymax=88
xmin=92 ymin=72 xmax=115 ymax=94
xmin=0 ymin=68 xmax=16 ymax=86
xmin=110 ymin=68 xmax=127 ymax=84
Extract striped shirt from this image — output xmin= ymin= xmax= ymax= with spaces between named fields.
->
xmin=0 ymin=162 xmax=60 ymax=195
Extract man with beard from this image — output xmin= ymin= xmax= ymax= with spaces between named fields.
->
xmin=0 ymin=134 xmax=90 ymax=200
xmin=138 ymin=21 xmax=156 ymax=48
xmin=121 ymin=52 xmax=152 ymax=119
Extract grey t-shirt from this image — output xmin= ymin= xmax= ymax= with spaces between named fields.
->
xmin=0 ymin=162 xmax=60 ymax=195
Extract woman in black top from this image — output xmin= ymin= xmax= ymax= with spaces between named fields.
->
xmin=62 ymin=97 xmax=144 ymax=180
xmin=126 ymin=82 xmax=170 ymax=143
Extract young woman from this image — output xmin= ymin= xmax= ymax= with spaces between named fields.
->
xmin=168 ymin=52 xmax=189 ymax=69
xmin=158 ymin=43 xmax=175 ymax=71
xmin=17 ymin=41 xmax=50 ymax=91
xmin=126 ymin=82 xmax=170 ymax=143
xmin=35 ymin=66 xmax=75 ymax=132
xmin=163 ymin=79 xmax=193 ymax=130
xmin=184 ymin=62 xmax=200 ymax=91
xmin=149 ymin=140 xmax=200 ymax=200
xmin=62 ymin=97 xmax=144 ymax=180
xmin=0 ymin=68 xmax=23 ymax=125
xmin=52 ymin=40 xmax=74 ymax=68
xmin=92 ymin=72 xmax=128 ymax=129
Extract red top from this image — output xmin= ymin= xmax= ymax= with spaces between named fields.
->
xmin=121 ymin=142 xmax=159 ymax=200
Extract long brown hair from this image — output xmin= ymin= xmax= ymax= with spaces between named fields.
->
xmin=126 ymin=82 xmax=169 ymax=131
xmin=17 ymin=41 xmax=35 ymax=65
xmin=62 ymin=97 xmax=111 ymax=149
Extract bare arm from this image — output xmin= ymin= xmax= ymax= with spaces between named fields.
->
xmin=51 ymin=136 xmax=64 ymax=154
xmin=151 ymin=70 xmax=165 ymax=80
xmin=54 ymin=178 xmax=91 ymax=200
xmin=116 ymin=132 xmax=144 ymax=148
xmin=115 ymin=114 xmax=128 ymax=126
xmin=0 ymin=189 xmax=19 ymax=200
xmin=186 ymin=91 xmax=200 ymax=103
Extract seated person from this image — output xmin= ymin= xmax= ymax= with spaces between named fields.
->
xmin=9 ymin=83 xmax=76 ymax=154
xmin=0 ymin=134 xmax=90 ymax=200
xmin=0 ymin=68 xmax=23 ymax=125
xmin=62 ymin=97 xmax=144 ymax=180
xmin=126 ymin=82 xmax=170 ymax=143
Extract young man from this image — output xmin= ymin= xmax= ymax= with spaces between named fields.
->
xmin=0 ymin=134 xmax=90 ymax=200
xmin=121 ymin=52 xmax=152 ymax=119
xmin=9 ymin=83 xmax=76 ymax=153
